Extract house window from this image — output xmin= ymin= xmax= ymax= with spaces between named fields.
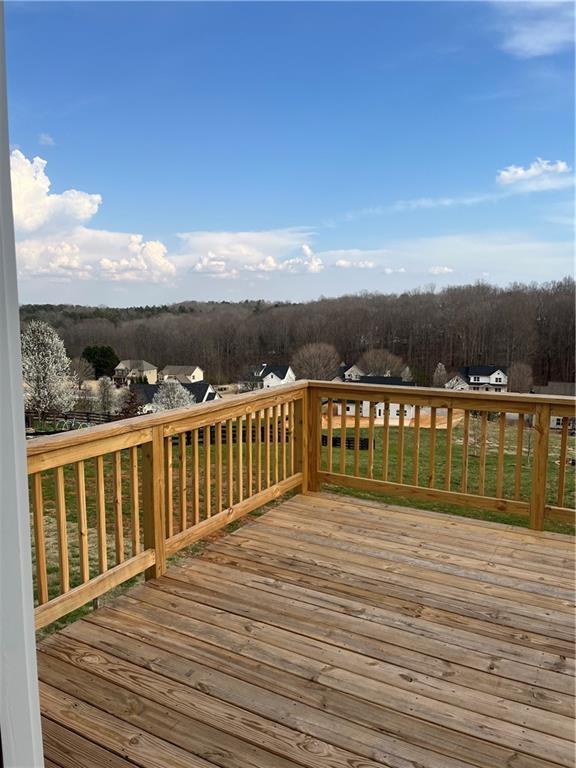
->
xmin=472 ymin=386 xmax=479 ymax=390
xmin=472 ymin=376 xmax=480 ymax=382
xmin=495 ymin=376 xmax=502 ymax=383
xmin=494 ymin=387 xmax=501 ymax=392
xmin=395 ymin=408 xmax=408 ymax=416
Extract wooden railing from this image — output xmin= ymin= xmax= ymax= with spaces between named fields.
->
xmin=27 ymin=382 xmax=306 ymax=629
xmin=308 ymin=382 xmax=576 ymax=530
xmin=27 ymin=380 xmax=575 ymax=629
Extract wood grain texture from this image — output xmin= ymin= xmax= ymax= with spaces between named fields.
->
xmin=39 ymin=491 xmax=575 ymax=768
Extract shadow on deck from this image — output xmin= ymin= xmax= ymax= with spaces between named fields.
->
xmin=39 ymin=491 xmax=575 ymax=768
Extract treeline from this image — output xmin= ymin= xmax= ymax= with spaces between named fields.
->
xmin=19 ymin=279 xmax=575 ymax=385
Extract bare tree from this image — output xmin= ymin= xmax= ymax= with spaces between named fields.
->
xmin=291 ymin=343 xmax=340 ymax=380
xmin=21 ymin=320 xmax=78 ymax=417
xmin=507 ymin=362 xmax=533 ymax=393
xmin=432 ymin=362 xmax=447 ymax=388
xmin=97 ymin=376 xmax=116 ymax=414
xmin=70 ymin=357 xmax=95 ymax=387
xmin=358 ymin=348 xmax=404 ymax=376
xmin=151 ymin=381 xmax=196 ymax=412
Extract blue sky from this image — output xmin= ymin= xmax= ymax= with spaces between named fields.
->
xmin=6 ymin=0 xmax=575 ymax=305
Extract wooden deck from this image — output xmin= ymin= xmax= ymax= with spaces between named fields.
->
xmin=39 ymin=491 xmax=575 ymax=768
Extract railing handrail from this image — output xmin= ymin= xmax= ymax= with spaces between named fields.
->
xmin=26 ymin=380 xmax=308 ymax=457
xmin=309 ymin=380 xmax=576 ymax=410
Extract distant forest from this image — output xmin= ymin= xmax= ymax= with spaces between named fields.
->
xmin=20 ymin=278 xmax=575 ymax=386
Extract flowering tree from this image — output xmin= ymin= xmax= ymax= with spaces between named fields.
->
xmin=21 ymin=320 xmax=78 ymax=416
xmin=151 ymin=381 xmax=195 ymax=412
xmin=401 ymin=365 xmax=413 ymax=382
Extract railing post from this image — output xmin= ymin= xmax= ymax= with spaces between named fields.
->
xmin=294 ymin=392 xmax=308 ymax=492
xmin=307 ymin=385 xmax=321 ymax=493
xmin=142 ymin=424 xmax=166 ymax=578
xmin=530 ymin=405 xmax=550 ymax=531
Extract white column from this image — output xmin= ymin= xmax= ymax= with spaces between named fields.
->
xmin=0 ymin=1 xmax=45 ymax=764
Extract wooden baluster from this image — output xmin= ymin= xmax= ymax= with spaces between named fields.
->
xmin=226 ymin=418 xmax=234 ymax=506
xmin=327 ymin=398 xmax=333 ymax=473
xmin=215 ymin=422 xmax=223 ymax=514
xmin=95 ymin=455 xmax=107 ymax=573
xmin=288 ymin=401 xmax=295 ymax=476
xmin=444 ymin=408 xmax=453 ymax=491
xmin=367 ymin=401 xmax=375 ymax=479
xmin=339 ymin=399 xmax=347 ymax=474
xmin=460 ymin=411 xmax=470 ymax=493
xmin=353 ymin=402 xmax=361 ymax=476
xmin=530 ymin=404 xmax=551 ymax=530
xmin=164 ymin=437 xmax=173 ymax=538
xmin=556 ymin=416 xmax=569 ymax=507
xmin=75 ymin=460 xmax=89 ymax=583
xmin=204 ymin=425 xmax=212 ymax=517
xmin=246 ymin=412 xmax=254 ymax=494
xmin=307 ymin=389 xmax=321 ymax=492
xmin=113 ymin=451 xmax=124 ymax=562
xmin=236 ymin=416 xmax=243 ymax=502
xmin=280 ymin=405 xmax=286 ymax=481
xmin=428 ymin=407 xmax=437 ymax=488
xmin=255 ymin=411 xmax=262 ymax=493
xmin=514 ymin=415 xmax=525 ymax=500
xmin=178 ymin=435 xmax=187 ymax=533
xmin=130 ymin=446 xmax=141 ymax=555
xmin=412 ymin=405 xmax=421 ymax=486
xmin=142 ymin=426 xmax=166 ymax=579
xmin=396 ymin=404 xmax=405 ymax=483
xmin=496 ymin=412 xmax=506 ymax=498
xmin=478 ymin=412 xmax=488 ymax=495
xmin=191 ymin=429 xmax=200 ymax=524
xmin=382 ymin=402 xmax=390 ymax=481
xmin=31 ymin=473 xmax=48 ymax=605
xmin=54 ymin=466 xmax=69 ymax=593
xmin=265 ymin=407 xmax=271 ymax=487
xmin=273 ymin=405 xmax=279 ymax=485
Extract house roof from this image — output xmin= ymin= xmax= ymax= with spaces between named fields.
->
xmin=260 ymin=364 xmax=291 ymax=380
xmin=132 ymin=381 xmax=216 ymax=404
xmin=459 ymin=365 xmax=506 ymax=378
xmin=359 ymin=376 xmax=416 ymax=387
xmin=532 ymin=381 xmax=576 ymax=396
xmin=160 ymin=365 xmax=202 ymax=375
xmin=335 ymin=363 xmax=364 ymax=378
xmin=116 ymin=359 xmax=156 ymax=371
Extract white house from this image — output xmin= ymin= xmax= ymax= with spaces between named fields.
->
xmin=532 ymin=382 xmax=576 ymax=430
xmin=334 ymin=376 xmax=417 ymax=423
xmin=333 ymin=363 xmax=364 ymax=382
xmin=159 ymin=365 xmax=204 ymax=383
xmin=133 ymin=381 xmax=220 ymax=413
xmin=446 ymin=366 xmax=508 ymax=393
xmin=257 ymin=364 xmax=296 ymax=389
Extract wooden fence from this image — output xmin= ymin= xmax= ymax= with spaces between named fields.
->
xmin=27 ymin=381 xmax=575 ymax=629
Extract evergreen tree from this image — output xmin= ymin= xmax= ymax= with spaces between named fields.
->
xmin=82 ymin=345 xmax=119 ymax=378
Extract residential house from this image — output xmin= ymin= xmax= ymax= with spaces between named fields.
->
xmin=332 ymin=363 xmax=365 ymax=382
xmin=159 ymin=365 xmax=204 ymax=383
xmin=334 ymin=375 xmax=417 ymax=422
xmin=532 ymin=382 xmax=576 ymax=430
xmin=114 ymin=359 xmax=158 ymax=386
xmin=446 ymin=365 xmax=508 ymax=393
xmin=246 ymin=364 xmax=296 ymax=389
xmin=132 ymin=381 xmax=220 ymax=413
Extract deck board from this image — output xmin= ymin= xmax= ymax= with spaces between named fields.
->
xmin=39 ymin=491 xmax=575 ymax=768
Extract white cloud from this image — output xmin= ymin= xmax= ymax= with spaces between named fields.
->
xmin=428 ymin=265 xmax=454 ymax=275
xmin=496 ymin=157 xmax=572 ymax=191
xmin=176 ymin=228 xmax=322 ymax=278
xmin=335 ymin=259 xmax=375 ymax=269
xmin=492 ymin=2 xmax=575 ymax=59
xmin=38 ymin=133 xmax=55 ymax=146
xmin=11 ymin=150 xmax=175 ymax=283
